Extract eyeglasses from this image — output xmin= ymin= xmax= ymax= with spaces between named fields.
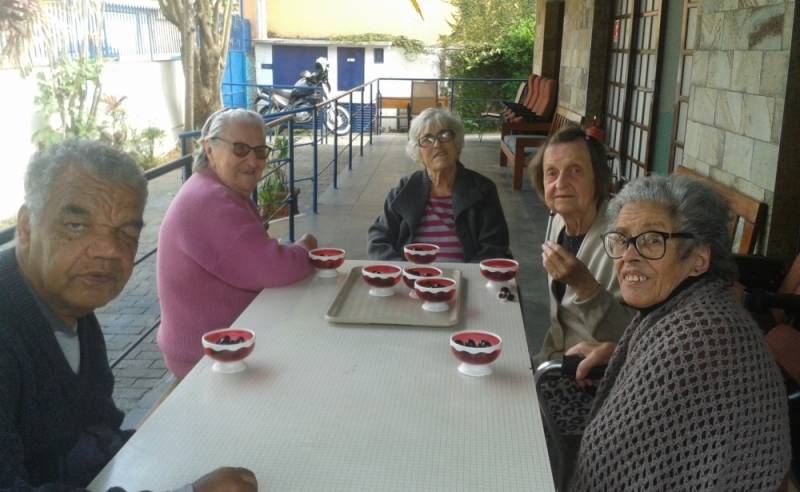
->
xmin=602 ymin=230 xmax=694 ymax=260
xmin=212 ymin=137 xmax=272 ymax=159
xmin=418 ymin=129 xmax=455 ymax=148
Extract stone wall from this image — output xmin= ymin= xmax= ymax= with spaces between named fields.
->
xmin=533 ymin=0 xmax=547 ymax=76
xmin=558 ymin=0 xmax=594 ymax=113
xmin=682 ymin=1 xmax=794 ymax=221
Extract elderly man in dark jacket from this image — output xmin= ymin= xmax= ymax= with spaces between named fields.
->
xmin=0 ymin=140 xmax=257 ymax=492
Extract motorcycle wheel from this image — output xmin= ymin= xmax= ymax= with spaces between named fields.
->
xmin=325 ymin=106 xmax=351 ymax=136
xmin=264 ymin=103 xmax=286 ymax=137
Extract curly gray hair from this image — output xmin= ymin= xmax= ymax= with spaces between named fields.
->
xmin=606 ymin=175 xmax=738 ymax=281
xmin=24 ymin=139 xmax=147 ymax=223
xmin=195 ymin=108 xmax=266 ymax=171
xmin=405 ymin=107 xmax=466 ymax=165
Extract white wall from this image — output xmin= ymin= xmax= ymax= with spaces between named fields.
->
xmin=0 ymin=59 xmax=185 ymax=220
xmin=254 ymin=42 xmax=442 ymax=100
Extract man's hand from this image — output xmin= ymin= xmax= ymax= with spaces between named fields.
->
xmin=297 ymin=233 xmax=318 ymax=251
xmin=565 ymin=342 xmax=616 ymax=388
xmin=541 ymin=242 xmax=600 ymax=300
xmin=193 ymin=467 xmax=257 ymax=492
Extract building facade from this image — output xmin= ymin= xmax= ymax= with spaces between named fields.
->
xmin=533 ymin=0 xmax=798 ymax=260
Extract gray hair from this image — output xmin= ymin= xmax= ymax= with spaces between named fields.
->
xmin=405 ymin=107 xmax=466 ymax=165
xmin=606 ymin=175 xmax=738 ymax=281
xmin=24 ymin=139 xmax=148 ymax=222
xmin=195 ymin=108 xmax=266 ymax=171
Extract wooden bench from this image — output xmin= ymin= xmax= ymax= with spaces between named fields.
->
xmin=674 ymin=166 xmax=767 ymax=254
xmin=499 ymin=106 xmax=583 ymax=191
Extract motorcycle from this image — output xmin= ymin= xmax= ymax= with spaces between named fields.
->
xmin=255 ymin=57 xmax=351 ymax=136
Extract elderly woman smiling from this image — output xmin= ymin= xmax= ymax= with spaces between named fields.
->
xmin=367 ymin=107 xmax=510 ymax=262
xmin=157 ymin=108 xmax=317 ymax=378
xmin=567 ymin=175 xmax=791 ymax=490
xmin=529 ymin=125 xmax=633 ymax=365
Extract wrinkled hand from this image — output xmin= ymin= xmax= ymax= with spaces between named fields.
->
xmin=566 ymin=342 xmax=616 ymax=389
xmin=541 ymin=241 xmax=600 ymax=300
xmin=297 ymin=233 xmax=318 ymax=251
xmin=193 ymin=467 xmax=257 ymax=492
xmin=765 ymin=324 xmax=800 ymax=384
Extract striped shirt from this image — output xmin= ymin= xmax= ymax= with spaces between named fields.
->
xmin=414 ymin=195 xmax=465 ymax=262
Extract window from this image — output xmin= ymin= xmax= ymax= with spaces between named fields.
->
xmin=374 ymin=48 xmax=384 ymax=64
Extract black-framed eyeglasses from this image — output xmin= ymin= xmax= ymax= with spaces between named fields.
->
xmin=602 ymin=230 xmax=694 ymax=260
xmin=418 ymin=129 xmax=455 ymax=148
xmin=212 ymin=137 xmax=272 ymax=159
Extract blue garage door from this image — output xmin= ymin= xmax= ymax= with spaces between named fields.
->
xmin=337 ymin=47 xmax=364 ymax=91
xmin=272 ymin=45 xmax=328 ymax=86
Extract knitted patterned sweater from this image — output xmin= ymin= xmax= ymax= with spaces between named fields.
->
xmin=0 ymin=249 xmax=126 ymax=491
xmin=571 ymin=277 xmax=791 ymax=491
xmin=157 ymin=169 xmax=313 ymax=378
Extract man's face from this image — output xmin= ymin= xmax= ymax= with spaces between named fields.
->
xmin=16 ymin=166 xmax=145 ymax=324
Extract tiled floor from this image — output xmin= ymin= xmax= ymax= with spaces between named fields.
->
xmin=109 ymin=132 xmax=553 ymax=428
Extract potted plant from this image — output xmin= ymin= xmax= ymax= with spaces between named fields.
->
xmin=257 ymin=136 xmax=298 ymax=223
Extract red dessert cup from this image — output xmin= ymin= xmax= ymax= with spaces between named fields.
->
xmin=361 ymin=264 xmax=403 ymax=297
xmin=201 ymin=328 xmax=256 ymax=374
xmin=403 ymin=243 xmax=440 ymax=264
xmin=308 ymin=248 xmax=346 ymax=278
xmin=414 ymin=277 xmax=457 ymax=312
xmin=449 ymin=330 xmax=502 ymax=377
xmin=479 ymin=258 xmax=519 ymax=290
xmin=402 ymin=266 xmax=443 ymax=299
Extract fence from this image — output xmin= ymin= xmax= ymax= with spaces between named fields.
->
xmin=0 ymin=1 xmax=181 ymax=68
xmin=0 ymin=76 xmax=518 ymax=372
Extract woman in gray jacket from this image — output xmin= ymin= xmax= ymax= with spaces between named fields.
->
xmin=368 ymin=108 xmax=510 ymax=263
xmin=529 ymin=125 xmax=634 ymax=365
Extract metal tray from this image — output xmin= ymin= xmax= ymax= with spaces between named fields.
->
xmin=325 ymin=266 xmax=463 ymax=327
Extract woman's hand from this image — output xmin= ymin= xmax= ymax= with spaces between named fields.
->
xmin=566 ymin=342 xmax=616 ymax=388
xmin=541 ymin=241 xmax=600 ymax=300
xmin=297 ymin=233 xmax=318 ymax=251
xmin=193 ymin=467 xmax=258 ymax=492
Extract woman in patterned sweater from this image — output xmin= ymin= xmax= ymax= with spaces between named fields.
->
xmin=567 ymin=175 xmax=791 ymax=490
xmin=367 ymin=107 xmax=510 ymax=263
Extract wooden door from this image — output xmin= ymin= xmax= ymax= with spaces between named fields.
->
xmin=604 ymin=0 xmax=666 ymax=185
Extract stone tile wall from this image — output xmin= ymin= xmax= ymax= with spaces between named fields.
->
xmin=683 ymin=1 xmax=794 ymax=210
xmin=558 ymin=0 xmax=594 ymax=113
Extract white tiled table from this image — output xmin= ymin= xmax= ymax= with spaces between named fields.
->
xmin=90 ymin=261 xmax=554 ymax=491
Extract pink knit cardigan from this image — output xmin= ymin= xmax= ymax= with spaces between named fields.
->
xmin=156 ymin=169 xmax=312 ymax=377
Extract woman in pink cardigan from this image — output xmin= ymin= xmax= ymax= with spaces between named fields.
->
xmin=157 ymin=108 xmax=317 ymax=378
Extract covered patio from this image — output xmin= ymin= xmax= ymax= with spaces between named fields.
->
xmin=109 ymin=132 xmax=555 ymax=428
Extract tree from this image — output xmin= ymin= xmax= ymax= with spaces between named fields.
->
xmin=0 ymin=0 xmax=43 ymax=74
xmin=158 ymin=0 xmax=233 ymax=130
xmin=441 ymin=0 xmax=534 ymax=47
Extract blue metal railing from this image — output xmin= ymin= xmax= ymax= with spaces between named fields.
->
xmin=0 ymin=76 xmax=520 ymax=368
xmin=1 ymin=76 xmax=522 ymax=248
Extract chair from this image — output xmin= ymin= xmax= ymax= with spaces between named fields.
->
xmin=501 ymin=78 xmax=558 ymax=128
xmin=499 ymin=106 xmax=582 ymax=190
xmin=735 ymin=253 xmax=800 ymax=481
xmin=501 ymin=74 xmax=539 ymax=118
xmin=674 ymin=166 xmax=767 ymax=255
xmin=477 ymin=80 xmax=529 ymax=139
xmin=534 ymin=356 xmax=606 ymax=491
xmin=407 ymin=80 xmax=439 ymax=129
